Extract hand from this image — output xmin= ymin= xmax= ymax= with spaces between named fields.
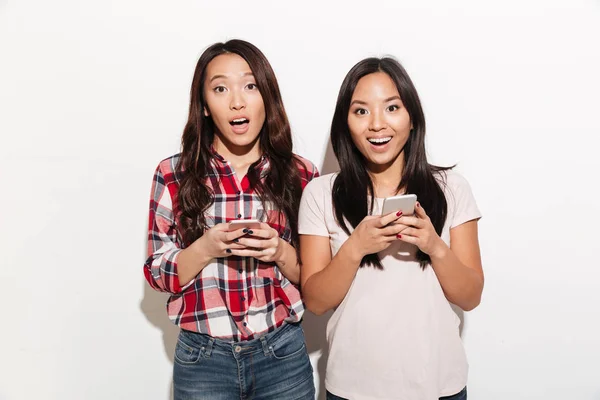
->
xmin=230 ymin=223 xmax=285 ymax=263
xmin=190 ymin=223 xmax=248 ymax=259
xmin=396 ymin=202 xmax=447 ymax=257
xmin=348 ymin=211 xmax=407 ymax=258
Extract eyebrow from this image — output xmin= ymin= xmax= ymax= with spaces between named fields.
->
xmin=350 ymin=95 xmax=401 ymax=106
xmin=209 ymin=71 xmax=254 ymax=83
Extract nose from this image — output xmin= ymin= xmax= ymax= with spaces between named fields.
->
xmin=230 ymin=89 xmax=246 ymax=111
xmin=369 ymin=109 xmax=385 ymax=132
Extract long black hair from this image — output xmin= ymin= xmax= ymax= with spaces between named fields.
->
xmin=331 ymin=57 xmax=452 ymax=269
xmin=177 ymin=39 xmax=304 ymax=250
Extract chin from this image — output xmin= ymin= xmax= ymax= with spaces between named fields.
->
xmin=226 ymin=134 xmax=260 ymax=148
xmin=364 ymin=153 xmax=401 ymax=170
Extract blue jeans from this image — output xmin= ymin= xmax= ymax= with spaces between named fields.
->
xmin=326 ymin=386 xmax=467 ymax=400
xmin=173 ymin=322 xmax=315 ymax=400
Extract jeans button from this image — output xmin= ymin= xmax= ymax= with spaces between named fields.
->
xmin=234 ymin=345 xmax=242 ymax=353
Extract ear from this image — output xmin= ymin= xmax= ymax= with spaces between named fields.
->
xmin=203 ymin=106 xmax=210 ymax=117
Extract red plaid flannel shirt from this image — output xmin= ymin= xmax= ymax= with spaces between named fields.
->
xmin=144 ymin=150 xmax=319 ymax=341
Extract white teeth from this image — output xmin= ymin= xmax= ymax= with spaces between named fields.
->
xmin=232 ymin=118 xmax=248 ymax=123
xmin=368 ymin=137 xmax=392 ymax=144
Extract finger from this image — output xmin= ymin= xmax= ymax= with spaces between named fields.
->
xmin=396 ymin=227 xmax=418 ymax=238
xmin=222 ymin=243 xmax=248 ymax=256
xmin=223 ymin=241 xmax=247 ymax=248
xmin=229 ymin=248 xmax=265 ymax=258
xmin=396 ymin=232 xmax=418 ymax=245
xmin=381 ymin=223 xmax=409 ymax=236
xmin=259 ymin=222 xmax=276 ymax=232
xmin=397 ymin=216 xmax=423 ymax=228
xmin=236 ymin=237 xmax=271 ymax=249
xmin=378 ymin=210 xmax=403 ymax=227
xmin=212 ymin=223 xmax=231 ymax=231
xmin=222 ymin=228 xmax=248 ymax=242
xmin=243 ymin=228 xmax=275 ymax=239
xmin=414 ymin=201 xmax=428 ymax=219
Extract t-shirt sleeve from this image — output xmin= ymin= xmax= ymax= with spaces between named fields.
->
xmin=447 ymin=172 xmax=482 ymax=229
xmin=298 ymin=177 xmax=330 ymax=237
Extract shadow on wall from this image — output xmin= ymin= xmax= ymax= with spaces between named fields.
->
xmin=303 ymin=310 xmax=332 ymax=400
xmin=320 ymin=138 xmax=340 ymax=176
xmin=140 ymin=279 xmax=178 ymax=400
xmin=301 ymin=138 xmax=340 ymax=399
xmin=452 ymin=304 xmax=466 ymax=339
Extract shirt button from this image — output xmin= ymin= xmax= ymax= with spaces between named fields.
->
xmin=243 ymin=322 xmax=247 ymax=326
xmin=238 ymin=269 xmax=243 ymax=274
xmin=235 ymin=345 xmax=242 ymax=353
xmin=240 ymin=296 xmax=245 ymax=301
xmin=237 ymin=214 xmax=242 ymax=218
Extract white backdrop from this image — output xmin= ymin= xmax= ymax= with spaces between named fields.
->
xmin=1 ymin=0 xmax=599 ymax=399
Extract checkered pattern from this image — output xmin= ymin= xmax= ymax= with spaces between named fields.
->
xmin=144 ymin=149 xmax=319 ymax=341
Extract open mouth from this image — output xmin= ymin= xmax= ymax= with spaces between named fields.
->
xmin=367 ymin=137 xmax=392 ymax=146
xmin=230 ymin=118 xmax=249 ymax=126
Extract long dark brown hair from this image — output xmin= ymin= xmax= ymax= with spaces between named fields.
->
xmin=177 ymin=39 xmax=304 ymax=250
xmin=331 ymin=57 xmax=452 ymax=269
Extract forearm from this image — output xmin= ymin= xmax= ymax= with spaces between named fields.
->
xmin=274 ymin=239 xmax=301 ymax=284
xmin=302 ymin=238 xmax=363 ymax=315
xmin=176 ymin=238 xmax=213 ymax=287
xmin=430 ymin=244 xmax=484 ymax=311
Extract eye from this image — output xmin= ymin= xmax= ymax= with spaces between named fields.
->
xmin=246 ymin=83 xmax=258 ymax=90
xmin=354 ymin=108 xmax=368 ymax=116
xmin=213 ymin=85 xmax=227 ymax=93
xmin=387 ymin=104 xmax=400 ymax=112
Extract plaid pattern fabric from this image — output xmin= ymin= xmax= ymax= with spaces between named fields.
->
xmin=144 ymin=149 xmax=319 ymax=341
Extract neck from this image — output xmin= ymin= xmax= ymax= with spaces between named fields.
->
xmin=213 ymin=134 xmax=262 ymax=170
xmin=367 ymin=150 xmax=405 ymax=198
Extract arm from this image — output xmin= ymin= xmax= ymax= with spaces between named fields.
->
xmin=232 ymin=225 xmax=302 ymax=284
xmin=273 ymin=238 xmax=301 ymax=284
xmin=300 ymin=212 xmax=406 ymax=315
xmin=300 ymin=235 xmax=364 ymax=315
xmin=174 ymin=235 xmax=216 ymax=287
xmin=143 ymin=165 xmax=246 ymax=292
xmin=177 ymin=225 xmax=251 ymax=286
xmin=143 ymin=165 xmax=186 ymax=294
xmin=398 ymin=202 xmax=484 ymax=311
xmin=429 ymin=220 xmax=483 ymax=311
xmin=232 ymin=158 xmax=321 ymax=285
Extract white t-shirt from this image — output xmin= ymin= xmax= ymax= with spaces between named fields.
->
xmin=298 ymin=170 xmax=482 ymax=400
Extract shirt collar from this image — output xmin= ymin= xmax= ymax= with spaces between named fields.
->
xmin=209 ymin=145 xmax=269 ymax=170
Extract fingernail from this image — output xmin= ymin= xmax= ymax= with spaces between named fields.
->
xmin=242 ymin=228 xmax=248 ymax=233
xmin=247 ymin=230 xmax=254 ymax=235
xmin=233 ymin=238 xmax=239 ymax=243
xmin=397 ymin=234 xmax=402 ymax=239
xmin=226 ymin=249 xmax=232 ymax=253
xmin=396 ymin=211 xmax=402 ymax=217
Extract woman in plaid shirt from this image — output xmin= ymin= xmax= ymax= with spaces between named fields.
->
xmin=144 ymin=40 xmax=319 ymax=399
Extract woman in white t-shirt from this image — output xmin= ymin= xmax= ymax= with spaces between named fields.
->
xmin=298 ymin=57 xmax=483 ymax=400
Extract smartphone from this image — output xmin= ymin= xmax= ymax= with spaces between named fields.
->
xmin=228 ymin=219 xmax=262 ymax=231
xmin=381 ymin=194 xmax=417 ymax=216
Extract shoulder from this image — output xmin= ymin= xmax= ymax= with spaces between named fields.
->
xmin=435 ymin=168 xmax=480 ymax=216
xmin=292 ymin=154 xmax=320 ymax=186
xmin=155 ymin=154 xmax=181 ymax=184
xmin=435 ymin=168 xmax=470 ymax=192
xmin=303 ymin=173 xmax=337 ymax=195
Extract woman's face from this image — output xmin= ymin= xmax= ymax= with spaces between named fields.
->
xmin=203 ymin=53 xmax=266 ymax=153
xmin=347 ymin=72 xmax=412 ymax=172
